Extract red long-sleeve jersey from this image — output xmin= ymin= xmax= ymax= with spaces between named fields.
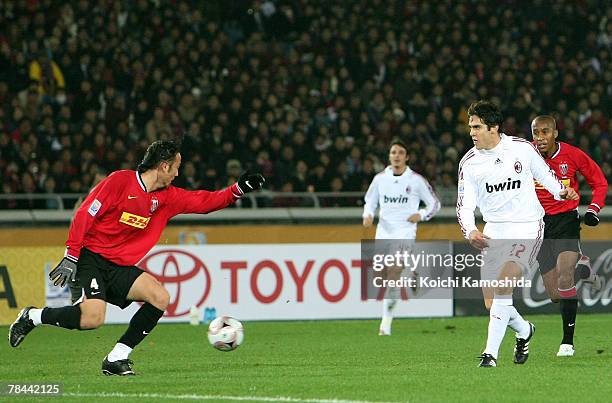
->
xmin=534 ymin=142 xmax=608 ymax=216
xmin=66 ymin=170 xmax=240 ymax=266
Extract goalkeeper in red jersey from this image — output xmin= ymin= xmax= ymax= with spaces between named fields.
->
xmin=532 ymin=115 xmax=608 ymax=357
xmin=9 ymin=140 xmax=265 ymax=375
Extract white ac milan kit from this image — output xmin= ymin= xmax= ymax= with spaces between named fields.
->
xmin=456 ymin=133 xmax=566 ymax=363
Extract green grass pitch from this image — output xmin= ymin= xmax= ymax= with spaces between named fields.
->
xmin=1 ymin=314 xmax=610 ymax=402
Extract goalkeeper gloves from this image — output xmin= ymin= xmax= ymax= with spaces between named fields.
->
xmin=235 ymin=172 xmax=265 ymax=195
xmin=584 ymin=210 xmax=599 ymax=226
xmin=49 ymin=256 xmax=77 ymax=287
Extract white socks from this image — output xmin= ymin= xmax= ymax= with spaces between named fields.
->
xmin=483 ymin=296 xmax=531 ymax=358
xmin=380 ymin=315 xmax=393 ymax=331
xmin=507 ymin=305 xmax=531 ymax=339
xmin=380 ymin=299 xmax=396 ymax=332
xmin=381 ymin=285 xmax=400 ymax=333
xmin=383 ymin=298 xmax=398 ymax=316
xmin=28 ymin=308 xmax=43 ymax=326
xmin=381 ymin=286 xmax=400 ymax=332
xmin=107 ymin=343 xmax=133 ymax=362
xmin=483 ymin=297 xmax=512 ymax=359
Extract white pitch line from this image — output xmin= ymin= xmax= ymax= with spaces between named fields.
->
xmin=63 ymin=392 xmax=399 ymax=403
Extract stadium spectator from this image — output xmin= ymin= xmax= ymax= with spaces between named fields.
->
xmin=28 ymin=52 xmax=65 ymax=98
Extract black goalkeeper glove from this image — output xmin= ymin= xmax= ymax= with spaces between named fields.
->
xmin=235 ymin=172 xmax=265 ymax=194
xmin=584 ymin=211 xmax=599 ymax=226
xmin=49 ymin=256 xmax=77 ymax=287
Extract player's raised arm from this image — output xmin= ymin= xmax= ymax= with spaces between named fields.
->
xmin=167 ymin=171 xmax=265 ymax=216
xmin=417 ymin=175 xmax=440 ymax=221
xmin=362 ymin=173 xmax=380 ymax=227
xmin=575 ymin=148 xmax=608 ymax=225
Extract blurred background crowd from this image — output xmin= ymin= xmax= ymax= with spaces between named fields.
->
xmin=0 ymin=0 xmax=610 ymax=209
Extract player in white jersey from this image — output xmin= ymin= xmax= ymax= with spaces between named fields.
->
xmin=456 ymin=101 xmax=578 ymax=367
xmin=363 ymin=139 xmax=440 ymax=335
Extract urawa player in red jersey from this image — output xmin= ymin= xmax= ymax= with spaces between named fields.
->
xmin=9 ymin=140 xmax=265 ymax=375
xmin=532 ymin=115 xmax=608 ymax=358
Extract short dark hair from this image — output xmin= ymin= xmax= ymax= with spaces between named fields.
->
xmin=467 ymin=100 xmax=503 ymax=130
xmin=389 ymin=138 xmax=408 ymax=154
xmin=533 ymin=115 xmax=557 ymax=130
xmin=137 ymin=140 xmax=180 ymax=173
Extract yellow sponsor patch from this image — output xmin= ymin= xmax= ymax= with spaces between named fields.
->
xmin=534 ymin=179 xmax=570 ymax=190
xmin=119 ymin=212 xmax=150 ymax=229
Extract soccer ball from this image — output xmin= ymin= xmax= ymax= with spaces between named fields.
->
xmin=207 ymin=316 xmax=244 ymax=351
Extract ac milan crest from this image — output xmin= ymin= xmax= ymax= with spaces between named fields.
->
xmin=559 ymin=163 xmax=568 ymax=176
xmin=514 ymin=161 xmax=522 ymax=173
xmin=151 ymin=197 xmax=159 ymax=213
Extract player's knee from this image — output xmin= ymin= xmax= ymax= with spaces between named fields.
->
xmin=500 ymin=261 xmax=521 ymax=277
xmin=557 ymin=269 xmax=574 ymax=288
xmin=79 ymin=300 xmax=106 ymax=329
xmin=546 ymin=288 xmax=560 ymax=303
xmin=150 ymin=287 xmax=170 ymax=310
xmin=81 ymin=309 xmax=105 ymax=329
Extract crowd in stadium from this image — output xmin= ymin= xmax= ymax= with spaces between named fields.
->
xmin=0 ymin=0 xmax=610 ymax=209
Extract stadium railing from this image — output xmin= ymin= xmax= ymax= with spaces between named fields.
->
xmin=0 ymin=188 xmax=610 ymax=223
xmin=0 ymin=188 xmax=481 ymax=210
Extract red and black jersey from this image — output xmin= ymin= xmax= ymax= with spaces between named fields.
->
xmin=66 ymin=170 xmax=240 ymax=266
xmin=534 ymin=142 xmax=608 ymax=216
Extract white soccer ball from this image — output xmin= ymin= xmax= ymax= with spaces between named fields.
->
xmin=207 ymin=316 xmax=244 ymax=351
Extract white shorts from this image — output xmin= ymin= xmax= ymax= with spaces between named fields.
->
xmin=375 ymin=221 xmax=417 ymax=240
xmin=481 ymin=220 xmax=544 ymax=280
xmin=372 ymin=239 xmax=415 ymax=265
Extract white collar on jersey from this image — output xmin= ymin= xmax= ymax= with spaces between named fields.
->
xmin=136 ymin=171 xmax=147 ymax=192
xmin=385 ymin=165 xmax=412 ymax=176
xmin=477 ymin=133 xmax=506 ymax=155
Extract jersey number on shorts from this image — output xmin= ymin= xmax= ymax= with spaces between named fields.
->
xmin=509 ymin=243 xmax=526 ymax=257
xmin=90 ymin=278 xmax=99 ymax=290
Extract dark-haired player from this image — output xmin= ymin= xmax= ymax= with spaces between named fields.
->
xmin=363 ymin=139 xmax=440 ymax=336
xmin=9 ymin=140 xmax=265 ymax=375
xmin=532 ymin=115 xmax=608 ymax=357
xmin=457 ymin=101 xmax=578 ymax=367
